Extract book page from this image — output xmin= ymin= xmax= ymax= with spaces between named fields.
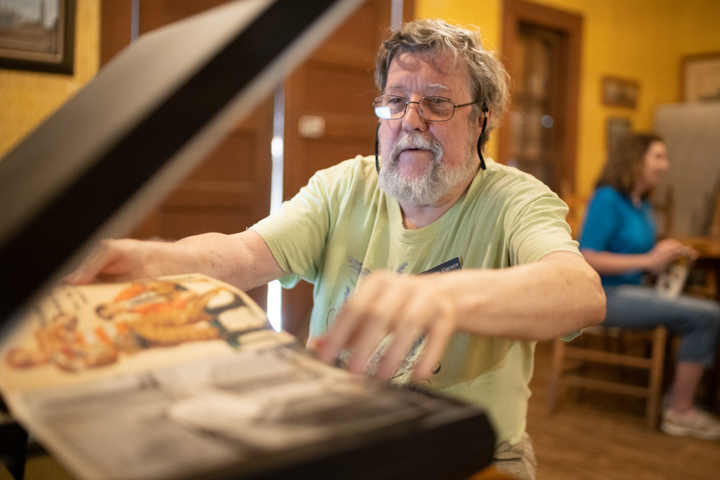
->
xmin=0 ymin=274 xmax=279 ymax=394
xmin=0 ymin=274 xmax=451 ymax=480
xmin=655 ymin=255 xmax=691 ymax=299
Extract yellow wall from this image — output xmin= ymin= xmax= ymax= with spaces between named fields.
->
xmin=0 ymin=0 xmax=100 ymax=158
xmin=3 ymin=0 xmax=720 ymax=199
xmin=417 ymin=0 xmax=720 ymax=198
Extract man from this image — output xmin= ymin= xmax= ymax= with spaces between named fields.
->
xmin=68 ymin=19 xmax=605 ymax=479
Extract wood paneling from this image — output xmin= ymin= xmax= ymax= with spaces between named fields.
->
xmin=138 ymin=0 xmax=234 ymax=34
xmin=98 ymin=0 xmax=417 ymax=329
xmin=99 ymin=0 xmax=132 ymax=66
xmin=101 ymin=0 xmax=273 ymax=310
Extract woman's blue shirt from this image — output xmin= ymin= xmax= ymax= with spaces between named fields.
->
xmin=579 ymin=185 xmax=656 ymax=287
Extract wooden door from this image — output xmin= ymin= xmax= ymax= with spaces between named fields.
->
xmin=280 ymin=0 xmax=414 ymax=335
xmin=500 ymin=0 xmax=582 ymax=197
xmin=100 ymin=0 xmax=415 ymax=331
xmin=100 ymin=0 xmax=273 ymax=310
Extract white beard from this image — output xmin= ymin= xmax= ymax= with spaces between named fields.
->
xmin=378 ymin=131 xmax=477 ymax=206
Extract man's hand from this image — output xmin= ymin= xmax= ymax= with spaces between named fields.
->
xmin=316 ymin=271 xmax=456 ymax=381
xmin=64 ymin=239 xmax=183 ymax=285
xmin=65 ymin=231 xmax=286 ymax=293
xmin=315 ymin=252 xmax=604 ymax=381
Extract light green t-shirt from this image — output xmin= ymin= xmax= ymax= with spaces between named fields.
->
xmin=251 ymin=155 xmax=580 ymax=445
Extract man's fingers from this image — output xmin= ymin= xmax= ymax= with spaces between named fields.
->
xmin=413 ymin=321 xmax=453 ymax=380
xmin=345 ymin=283 xmax=415 ymax=374
xmin=64 ymin=239 xmax=152 ymax=285
xmin=64 ymin=242 xmax=115 ymax=285
xmin=345 ymin=316 xmax=388 ymax=374
xmin=318 ymin=272 xmax=406 ymax=369
xmin=317 ymin=300 xmax=363 ymax=365
xmin=412 ymin=299 xmax=455 ymax=379
xmin=317 ymin=272 xmax=458 ymax=385
xmin=320 ymin=291 xmax=391 ymax=369
xmin=375 ymin=321 xmax=421 ymax=380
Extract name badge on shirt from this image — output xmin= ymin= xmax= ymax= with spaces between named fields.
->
xmin=420 ymin=257 xmax=462 ymax=275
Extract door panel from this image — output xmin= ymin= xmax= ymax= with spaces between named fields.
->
xmin=101 ymin=0 xmax=416 ymax=329
xmin=500 ymin=0 xmax=581 ymax=197
xmin=101 ymin=0 xmax=272 ymax=310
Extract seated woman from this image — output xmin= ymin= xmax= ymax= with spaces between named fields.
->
xmin=580 ymin=132 xmax=720 ymax=439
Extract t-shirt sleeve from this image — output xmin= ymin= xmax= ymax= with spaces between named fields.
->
xmin=578 ymin=188 xmax=617 ymax=252
xmin=503 ymin=181 xmax=581 ymax=266
xmin=250 ymin=172 xmax=334 ymax=288
xmin=502 ymin=183 xmax=584 ymax=341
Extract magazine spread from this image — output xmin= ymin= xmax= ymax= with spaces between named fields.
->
xmin=0 ymin=274 xmax=492 ymax=480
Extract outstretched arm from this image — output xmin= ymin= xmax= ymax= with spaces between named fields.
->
xmin=317 ymin=251 xmax=605 ymax=380
xmin=66 ymin=230 xmax=285 ymax=291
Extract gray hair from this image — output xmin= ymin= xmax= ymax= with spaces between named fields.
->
xmin=375 ymin=19 xmax=510 ymax=152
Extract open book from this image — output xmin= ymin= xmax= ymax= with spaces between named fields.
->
xmin=0 ymin=274 xmax=494 ymax=480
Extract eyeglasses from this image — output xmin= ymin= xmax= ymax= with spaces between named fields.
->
xmin=373 ymin=95 xmax=479 ymax=122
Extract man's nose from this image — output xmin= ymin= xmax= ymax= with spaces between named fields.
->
xmin=402 ymin=101 xmax=428 ymax=131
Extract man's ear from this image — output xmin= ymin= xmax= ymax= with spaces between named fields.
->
xmin=479 ymin=107 xmax=491 ymax=128
xmin=475 ymin=104 xmax=489 ymax=132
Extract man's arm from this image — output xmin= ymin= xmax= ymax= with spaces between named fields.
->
xmin=317 ymin=251 xmax=606 ymax=380
xmin=66 ymin=230 xmax=285 ymax=291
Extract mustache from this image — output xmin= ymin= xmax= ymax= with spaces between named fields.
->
xmin=390 ymin=132 xmax=442 ymax=163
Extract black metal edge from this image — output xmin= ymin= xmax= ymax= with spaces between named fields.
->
xmin=0 ymin=0 xmax=346 ymax=333
xmin=189 ymin=395 xmax=496 ymax=480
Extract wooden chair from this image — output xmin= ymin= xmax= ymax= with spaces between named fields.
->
xmin=546 ymin=326 xmax=668 ymax=428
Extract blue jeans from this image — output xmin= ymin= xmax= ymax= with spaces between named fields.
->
xmin=603 ymin=285 xmax=720 ymax=367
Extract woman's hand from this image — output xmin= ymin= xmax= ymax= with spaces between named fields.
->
xmin=646 ymin=239 xmax=691 ymax=274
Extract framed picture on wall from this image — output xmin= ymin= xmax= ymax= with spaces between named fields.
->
xmin=682 ymin=52 xmax=720 ymax=102
xmin=0 ymin=0 xmax=76 ymax=74
xmin=601 ymin=76 xmax=640 ymax=108
xmin=606 ymin=117 xmax=631 ymax=152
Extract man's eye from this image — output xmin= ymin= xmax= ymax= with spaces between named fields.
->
xmin=388 ymin=97 xmax=404 ymax=104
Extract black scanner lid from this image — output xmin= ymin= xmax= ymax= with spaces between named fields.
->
xmin=0 ymin=0 xmax=363 ymax=337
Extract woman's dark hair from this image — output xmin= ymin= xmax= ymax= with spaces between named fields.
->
xmin=596 ymin=132 xmax=664 ymax=196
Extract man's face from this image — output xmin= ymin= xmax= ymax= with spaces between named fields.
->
xmin=378 ymin=52 xmax=482 ymax=206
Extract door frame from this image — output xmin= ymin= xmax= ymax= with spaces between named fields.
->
xmin=500 ymin=0 xmax=582 ymax=195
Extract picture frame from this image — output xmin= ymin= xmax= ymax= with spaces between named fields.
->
xmin=0 ymin=0 xmax=76 ymax=75
xmin=601 ymin=76 xmax=639 ymax=108
xmin=681 ymin=52 xmax=720 ymax=102
xmin=606 ymin=116 xmax=631 ymax=152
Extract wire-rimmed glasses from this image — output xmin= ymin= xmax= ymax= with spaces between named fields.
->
xmin=373 ymin=95 xmax=479 ymax=122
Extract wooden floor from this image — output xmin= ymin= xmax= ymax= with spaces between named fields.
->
xmin=2 ymin=340 xmax=720 ymax=480
xmin=528 ymin=340 xmax=720 ymax=480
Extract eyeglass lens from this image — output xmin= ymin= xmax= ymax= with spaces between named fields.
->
xmin=374 ymin=96 xmax=456 ymax=121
